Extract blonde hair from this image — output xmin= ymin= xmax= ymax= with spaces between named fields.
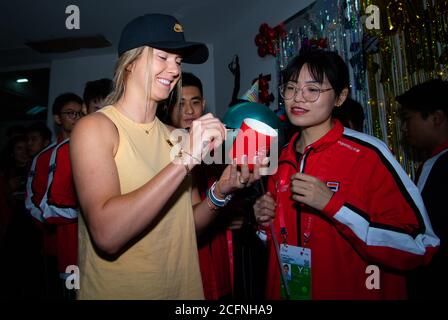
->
xmin=104 ymin=46 xmax=146 ymax=106
xmin=104 ymin=46 xmax=181 ymax=112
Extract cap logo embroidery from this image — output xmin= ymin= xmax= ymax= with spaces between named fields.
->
xmin=174 ymin=23 xmax=183 ymax=32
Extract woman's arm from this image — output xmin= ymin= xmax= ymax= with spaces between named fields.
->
xmin=71 ymin=113 xmax=199 ymax=255
xmin=192 ymin=158 xmax=263 ymax=234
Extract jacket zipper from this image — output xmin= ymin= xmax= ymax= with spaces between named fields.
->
xmin=296 ymin=147 xmax=312 ymax=246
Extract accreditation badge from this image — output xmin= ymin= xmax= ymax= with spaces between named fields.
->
xmin=279 ymin=244 xmax=311 ymax=300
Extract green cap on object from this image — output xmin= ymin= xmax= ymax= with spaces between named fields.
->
xmin=222 ymin=101 xmax=285 ymax=147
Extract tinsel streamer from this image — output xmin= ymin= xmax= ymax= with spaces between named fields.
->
xmin=275 ymin=0 xmax=447 ymax=179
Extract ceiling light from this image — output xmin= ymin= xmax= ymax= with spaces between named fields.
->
xmin=26 ymin=106 xmax=46 ymax=115
xmin=16 ymin=78 xmax=29 ymax=83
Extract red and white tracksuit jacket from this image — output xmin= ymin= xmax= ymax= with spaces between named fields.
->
xmin=25 ymin=138 xmax=78 ymax=273
xmin=197 ymin=165 xmax=232 ymax=300
xmin=264 ymin=120 xmax=439 ymax=299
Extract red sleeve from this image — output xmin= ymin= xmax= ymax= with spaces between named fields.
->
xmin=40 ymin=142 xmax=79 ymax=224
xmin=321 ymin=153 xmax=439 ymax=271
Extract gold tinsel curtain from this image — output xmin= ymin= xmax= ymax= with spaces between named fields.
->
xmin=365 ymin=0 xmax=448 ymax=178
xmin=276 ymin=0 xmax=448 ymax=179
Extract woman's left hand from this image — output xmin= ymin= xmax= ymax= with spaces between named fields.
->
xmin=290 ymin=173 xmax=334 ymax=211
xmin=215 ymin=155 xmax=266 ymax=197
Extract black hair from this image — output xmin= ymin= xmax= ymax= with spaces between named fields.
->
xmin=52 ymin=93 xmax=83 ymax=115
xmin=396 ymin=79 xmax=448 ymax=119
xmin=181 ymin=72 xmax=203 ymax=97
xmin=26 ymin=121 xmax=52 ymax=142
xmin=282 ymin=49 xmax=349 ymax=97
xmin=332 ymin=97 xmax=365 ymax=132
xmin=83 ymin=78 xmax=113 ymax=106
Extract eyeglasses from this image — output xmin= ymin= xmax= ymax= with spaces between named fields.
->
xmin=279 ymin=83 xmax=333 ymax=102
xmin=61 ymin=111 xmax=84 ymax=119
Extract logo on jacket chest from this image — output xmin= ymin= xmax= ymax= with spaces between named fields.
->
xmin=276 ymin=179 xmax=290 ymax=193
xmin=326 ymin=181 xmax=340 ymax=192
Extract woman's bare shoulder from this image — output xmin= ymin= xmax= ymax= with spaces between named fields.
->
xmin=71 ymin=109 xmax=119 ymax=147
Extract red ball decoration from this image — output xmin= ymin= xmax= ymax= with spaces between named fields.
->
xmin=267 ymin=28 xmax=276 ymax=40
xmin=259 ymin=23 xmax=270 ymax=35
xmin=274 ymin=24 xmax=287 ymax=39
xmin=259 ymin=78 xmax=268 ymax=89
xmin=255 ymin=34 xmax=265 ymax=46
xmin=255 ymin=23 xmax=280 ymax=59
xmin=259 ymin=90 xmax=269 ymax=102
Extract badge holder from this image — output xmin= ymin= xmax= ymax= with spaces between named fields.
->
xmin=280 ymin=244 xmax=312 ymax=300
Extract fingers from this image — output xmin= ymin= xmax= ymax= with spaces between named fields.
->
xmin=229 ymin=160 xmax=238 ymax=181
xmin=251 ymin=156 xmax=261 ymax=181
xmin=199 ymin=116 xmax=226 ymax=141
xmin=254 ymin=194 xmax=276 ymax=211
xmin=239 ymin=155 xmax=267 ymax=186
xmin=202 ymin=128 xmax=223 ymax=151
xmin=256 ymin=214 xmax=274 ymax=227
xmin=253 ymin=194 xmax=276 ymax=226
xmin=291 ymin=194 xmax=306 ymax=203
xmin=291 ymin=179 xmax=311 ymax=194
xmin=291 ymin=172 xmax=317 ymax=183
xmin=188 ymin=116 xmax=226 ymax=160
xmin=290 ymin=173 xmax=327 ymax=195
xmin=239 ymin=155 xmax=250 ymax=183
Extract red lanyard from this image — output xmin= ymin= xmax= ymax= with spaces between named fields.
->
xmin=276 ymin=177 xmax=289 ymax=245
xmin=303 ymin=215 xmax=313 ymax=246
xmin=276 ymin=147 xmax=314 ymax=247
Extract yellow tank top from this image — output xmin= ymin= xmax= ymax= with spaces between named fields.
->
xmin=77 ymin=105 xmax=204 ymax=299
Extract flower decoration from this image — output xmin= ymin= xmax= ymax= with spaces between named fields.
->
xmin=254 ymin=22 xmax=287 ymax=57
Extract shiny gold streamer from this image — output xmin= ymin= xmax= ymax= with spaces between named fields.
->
xmin=362 ymin=0 xmax=447 ymax=179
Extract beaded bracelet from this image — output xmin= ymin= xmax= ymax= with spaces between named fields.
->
xmin=207 ymin=181 xmax=233 ymax=208
xmin=205 ymin=196 xmax=220 ymax=211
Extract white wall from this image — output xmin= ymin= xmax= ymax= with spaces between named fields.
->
xmin=211 ymin=0 xmax=315 ymax=118
xmin=46 ymin=0 xmax=314 ymax=128
xmin=181 ymin=45 xmax=215 ymax=115
xmin=47 ymin=54 xmax=116 ymax=134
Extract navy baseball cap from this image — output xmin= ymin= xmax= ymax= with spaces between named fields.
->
xmin=118 ymin=13 xmax=208 ymax=64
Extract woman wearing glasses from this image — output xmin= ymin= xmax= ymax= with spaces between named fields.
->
xmin=253 ymin=49 xmax=439 ymax=299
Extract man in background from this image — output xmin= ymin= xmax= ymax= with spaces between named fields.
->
xmin=82 ymin=78 xmax=113 ymax=114
xmin=25 ymin=122 xmax=52 ymax=157
xmin=397 ymin=79 xmax=448 ymax=299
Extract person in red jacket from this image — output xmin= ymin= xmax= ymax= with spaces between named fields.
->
xmin=253 ymin=49 xmax=439 ymax=300
xmin=165 ymin=72 xmax=233 ymax=300
xmin=25 ymin=93 xmax=83 ymax=299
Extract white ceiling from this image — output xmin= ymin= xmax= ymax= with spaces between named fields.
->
xmin=0 ymin=0 xmax=255 ymax=69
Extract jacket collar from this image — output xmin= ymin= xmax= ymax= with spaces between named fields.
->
xmin=430 ymin=140 xmax=448 ymax=158
xmin=279 ymin=119 xmax=344 ymax=163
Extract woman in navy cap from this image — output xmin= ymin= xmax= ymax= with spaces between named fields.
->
xmin=70 ymin=14 xmax=263 ymax=299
